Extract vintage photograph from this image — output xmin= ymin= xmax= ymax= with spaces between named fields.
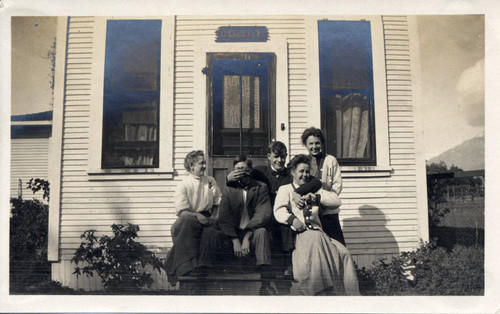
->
xmin=3 ymin=1 xmax=494 ymax=312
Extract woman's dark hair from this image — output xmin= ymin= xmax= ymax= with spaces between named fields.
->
xmin=301 ymin=127 xmax=325 ymax=146
xmin=233 ymin=154 xmax=253 ymax=168
xmin=184 ymin=150 xmax=204 ymax=171
xmin=287 ymin=154 xmax=311 ymax=171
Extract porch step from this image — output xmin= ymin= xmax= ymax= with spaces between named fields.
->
xmin=178 ymin=272 xmax=298 ymax=295
xmin=177 ymin=251 xmax=298 ymax=295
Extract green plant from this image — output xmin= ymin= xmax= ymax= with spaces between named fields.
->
xmin=72 ymin=223 xmax=163 ymax=293
xmin=356 ymin=241 xmax=484 ymax=295
xmin=354 ymin=263 xmax=376 ymax=295
xmin=11 ymin=279 xmax=78 ymax=295
xmin=10 ymin=189 xmax=51 ymax=292
xmin=27 ymin=178 xmax=50 ymax=201
xmin=10 ymin=178 xmax=51 ymax=292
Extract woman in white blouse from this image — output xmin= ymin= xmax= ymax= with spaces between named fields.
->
xmin=165 ymin=150 xmax=221 ymax=285
xmin=274 ymin=154 xmax=359 ymax=295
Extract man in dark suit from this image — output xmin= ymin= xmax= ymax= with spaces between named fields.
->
xmin=218 ymin=155 xmax=274 ymax=295
xmin=227 ymin=142 xmax=294 ymax=277
xmin=228 ymin=141 xmax=291 ymax=205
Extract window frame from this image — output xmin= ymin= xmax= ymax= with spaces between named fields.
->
xmin=87 ymin=16 xmax=175 ymax=180
xmin=306 ymin=16 xmax=391 ymax=176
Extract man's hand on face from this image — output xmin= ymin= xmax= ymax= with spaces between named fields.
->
xmin=227 ymin=169 xmax=248 ymax=182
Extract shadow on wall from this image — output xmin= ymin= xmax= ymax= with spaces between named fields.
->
xmin=342 ymin=205 xmax=399 ymax=257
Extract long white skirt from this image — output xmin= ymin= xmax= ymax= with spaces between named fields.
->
xmin=293 ymin=229 xmax=360 ymax=295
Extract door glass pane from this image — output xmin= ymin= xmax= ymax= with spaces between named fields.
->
xmin=223 ymin=75 xmax=260 ymax=129
xmin=243 ymin=76 xmax=260 ymax=129
xmin=223 ymin=75 xmax=241 ymax=128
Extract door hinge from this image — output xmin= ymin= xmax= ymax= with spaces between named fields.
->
xmin=202 ymin=67 xmax=209 ymax=75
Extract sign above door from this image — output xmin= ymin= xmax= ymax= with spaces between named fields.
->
xmin=215 ymin=26 xmax=268 ymax=42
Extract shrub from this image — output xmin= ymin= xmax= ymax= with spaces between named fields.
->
xmin=27 ymin=178 xmax=51 ymax=201
xmin=357 ymin=241 xmax=484 ymax=295
xmin=354 ymin=264 xmax=376 ymax=296
xmin=72 ymin=223 xmax=164 ymax=293
xmin=12 ymin=280 xmax=78 ymax=295
xmin=9 ymin=197 xmax=51 ymax=292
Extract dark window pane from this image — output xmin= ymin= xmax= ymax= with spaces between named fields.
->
xmin=101 ymin=20 xmax=161 ymax=168
xmin=318 ymin=20 xmax=376 ymax=165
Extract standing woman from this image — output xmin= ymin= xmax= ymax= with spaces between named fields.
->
xmin=273 ymin=154 xmax=359 ymax=295
xmin=165 ymin=150 xmax=222 ymax=285
xmin=301 ymin=127 xmax=346 ymax=246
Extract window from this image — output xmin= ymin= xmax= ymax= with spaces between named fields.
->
xmin=101 ymin=20 xmax=162 ymax=168
xmin=318 ymin=20 xmax=376 ymax=166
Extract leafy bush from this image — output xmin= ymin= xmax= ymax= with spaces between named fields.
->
xmin=27 ymin=178 xmax=51 ymax=201
xmin=10 ymin=186 xmax=51 ymax=292
xmin=72 ymin=223 xmax=164 ymax=293
xmin=12 ymin=279 xmax=78 ymax=295
xmin=357 ymin=241 xmax=484 ymax=295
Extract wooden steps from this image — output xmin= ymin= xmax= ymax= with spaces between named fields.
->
xmin=177 ymin=249 xmax=297 ymax=295
xmin=179 ymin=271 xmax=298 ymax=295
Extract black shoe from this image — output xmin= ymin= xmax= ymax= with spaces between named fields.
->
xmin=186 ymin=266 xmax=208 ymax=277
xmin=259 ymin=282 xmax=277 ymax=295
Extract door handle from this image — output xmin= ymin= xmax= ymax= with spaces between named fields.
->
xmin=281 ymin=123 xmax=285 ymax=131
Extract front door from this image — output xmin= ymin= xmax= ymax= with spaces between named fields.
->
xmin=207 ymin=53 xmax=276 ymax=188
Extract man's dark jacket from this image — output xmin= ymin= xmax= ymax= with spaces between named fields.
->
xmin=218 ymin=179 xmax=272 ymax=238
xmin=253 ymin=165 xmax=293 ymax=205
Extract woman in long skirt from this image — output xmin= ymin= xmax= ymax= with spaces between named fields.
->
xmin=274 ymin=154 xmax=359 ymax=295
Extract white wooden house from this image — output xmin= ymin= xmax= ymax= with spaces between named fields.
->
xmin=11 ymin=111 xmax=52 ymax=202
xmin=48 ymin=15 xmax=428 ymax=291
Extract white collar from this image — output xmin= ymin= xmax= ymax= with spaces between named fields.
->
xmin=188 ymin=173 xmax=202 ymax=180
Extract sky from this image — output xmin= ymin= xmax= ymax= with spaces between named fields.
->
xmin=416 ymin=15 xmax=484 ymax=160
xmin=11 ymin=16 xmax=56 ymax=116
xmin=10 ymin=15 xmax=485 ymax=161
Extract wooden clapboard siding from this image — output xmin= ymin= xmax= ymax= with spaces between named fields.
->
xmin=343 ymin=15 xmax=419 ymax=260
xmin=287 ymin=34 xmax=308 ymax=154
xmin=57 ymin=16 xmax=94 ymax=261
xmin=52 ymin=259 xmax=175 ymax=291
xmin=10 ymin=137 xmax=50 ymax=201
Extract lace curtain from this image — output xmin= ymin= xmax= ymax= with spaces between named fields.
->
xmin=330 ymin=93 xmax=371 ymax=159
xmin=223 ymin=75 xmax=260 ymax=129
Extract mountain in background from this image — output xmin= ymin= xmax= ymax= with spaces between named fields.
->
xmin=427 ymin=131 xmax=485 ymax=171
